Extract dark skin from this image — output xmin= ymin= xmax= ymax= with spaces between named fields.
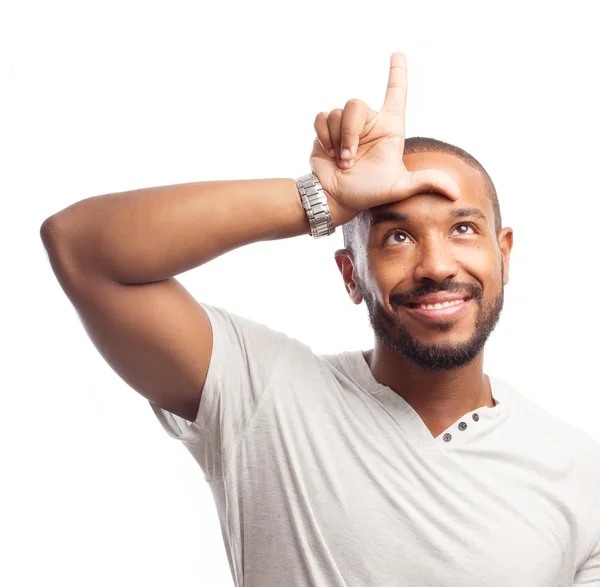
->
xmin=334 ymin=151 xmax=514 ymax=439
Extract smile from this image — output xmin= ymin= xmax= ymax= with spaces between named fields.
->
xmin=402 ymin=298 xmax=471 ymax=322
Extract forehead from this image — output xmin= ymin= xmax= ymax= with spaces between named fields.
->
xmin=364 ymin=151 xmax=492 ymax=229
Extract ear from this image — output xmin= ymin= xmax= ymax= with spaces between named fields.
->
xmin=498 ymin=227 xmax=514 ymax=285
xmin=334 ymin=248 xmax=363 ymax=305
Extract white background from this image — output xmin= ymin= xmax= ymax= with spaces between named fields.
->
xmin=3 ymin=0 xmax=599 ymax=585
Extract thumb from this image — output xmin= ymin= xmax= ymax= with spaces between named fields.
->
xmin=398 ymin=169 xmax=461 ymax=201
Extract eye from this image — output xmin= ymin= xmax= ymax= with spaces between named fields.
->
xmin=383 ymin=223 xmax=477 ymax=246
xmin=453 ymin=222 xmax=477 ymax=236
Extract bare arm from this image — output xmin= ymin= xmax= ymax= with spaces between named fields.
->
xmin=42 ymin=178 xmax=324 ymax=286
xmin=41 ymin=52 xmax=458 ymax=423
xmin=40 ymin=178 xmax=331 ymax=421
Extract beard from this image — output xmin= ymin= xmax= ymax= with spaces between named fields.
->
xmin=355 ymin=262 xmax=505 ymax=373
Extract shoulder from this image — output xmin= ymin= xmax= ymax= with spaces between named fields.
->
xmin=496 ymin=375 xmax=600 ymax=470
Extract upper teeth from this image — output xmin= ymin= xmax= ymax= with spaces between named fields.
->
xmin=417 ymin=299 xmax=465 ymax=310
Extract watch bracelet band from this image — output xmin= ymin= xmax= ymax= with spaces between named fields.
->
xmin=295 ymin=172 xmax=335 ymax=238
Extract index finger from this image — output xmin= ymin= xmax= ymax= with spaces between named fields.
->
xmin=382 ymin=52 xmax=407 ymax=115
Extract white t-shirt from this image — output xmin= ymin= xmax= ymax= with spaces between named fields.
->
xmin=150 ymin=303 xmax=600 ymax=586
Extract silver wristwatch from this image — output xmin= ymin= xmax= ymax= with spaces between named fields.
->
xmin=295 ymin=172 xmax=335 ymax=238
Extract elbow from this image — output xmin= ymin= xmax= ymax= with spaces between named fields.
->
xmin=40 ymin=199 xmax=88 ymax=250
xmin=40 ymin=216 xmax=63 ymax=250
xmin=40 ymin=206 xmax=81 ymax=250
xmin=40 ymin=214 xmax=87 ymax=295
xmin=40 ymin=213 xmax=76 ymax=271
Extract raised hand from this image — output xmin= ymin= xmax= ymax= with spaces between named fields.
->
xmin=310 ymin=52 xmax=461 ymax=226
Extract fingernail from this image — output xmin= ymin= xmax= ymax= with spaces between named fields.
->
xmin=328 ymin=148 xmax=335 ymax=157
xmin=341 ymin=148 xmax=351 ymax=159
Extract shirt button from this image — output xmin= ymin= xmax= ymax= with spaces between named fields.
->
xmin=458 ymin=422 xmax=467 ymax=431
xmin=472 ymin=413 xmax=480 ymax=422
xmin=443 ymin=433 xmax=452 ymax=442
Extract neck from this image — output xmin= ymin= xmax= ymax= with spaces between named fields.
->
xmin=363 ymin=344 xmax=495 ymax=429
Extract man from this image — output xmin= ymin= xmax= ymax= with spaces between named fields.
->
xmin=41 ymin=52 xmax=600 ymax=585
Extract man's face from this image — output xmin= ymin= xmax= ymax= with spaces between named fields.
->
xmin=336 ymin=151 xmax=513 ymax=372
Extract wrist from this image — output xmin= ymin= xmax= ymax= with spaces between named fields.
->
xmin=321 ymin=188 xmax=357 ymax=229
xmin=296 ymin=172 xmax=336 ymax=238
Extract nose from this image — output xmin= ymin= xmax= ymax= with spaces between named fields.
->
xmin=412 ymin=239 xmax=459 ymax=283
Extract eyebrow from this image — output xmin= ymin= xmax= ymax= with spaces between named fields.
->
xmin=369 ymin=207 xmax=488 ymax=226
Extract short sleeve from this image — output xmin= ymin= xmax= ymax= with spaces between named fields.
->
xmin=149 ymin=303 xmax=295 ymax=480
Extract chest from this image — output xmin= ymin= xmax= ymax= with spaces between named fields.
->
xmin=233 ymin=412 xmax=579 ymax=585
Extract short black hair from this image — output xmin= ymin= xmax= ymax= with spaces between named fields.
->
xmin=341 ymin=137 xmax=502 ymax=252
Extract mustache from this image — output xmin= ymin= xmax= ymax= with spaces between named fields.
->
xmin=390 ymin=282 xmax=482 ymax=309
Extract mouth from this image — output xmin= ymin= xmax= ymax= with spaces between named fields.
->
xmin=402 ymin=298 xmax=472 ymax=322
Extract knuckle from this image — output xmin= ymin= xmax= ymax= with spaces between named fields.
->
xmin=329 ymin=108 xmax=343 ymax=120
xmin=345 ymin=98 xmax=363 ymax=109
xmin=314 ymin=111 xmax=328 ymax=124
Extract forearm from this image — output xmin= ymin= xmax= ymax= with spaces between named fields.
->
xmin=42 ymin=178 xmax=335 ymax=285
